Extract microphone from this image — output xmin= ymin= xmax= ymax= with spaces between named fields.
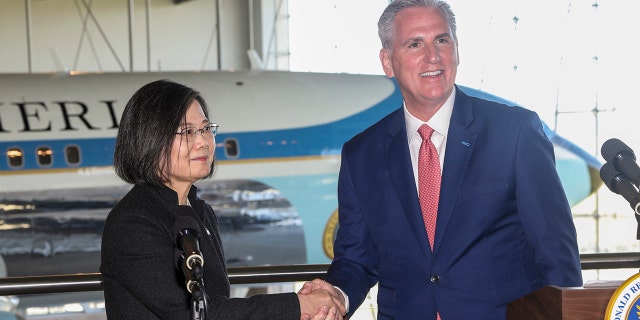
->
xmin=179 ymin=258 xmax=199 ymax=294
xmin=600 ymin=162 xmax=640 ymax=214
xmin=174 ymin=215 xmax=205 ymax=270
xmin=173 ymin=215 xmax=205 ymax=291
xmin=601 ymin=138 xmax=640 ymax=187
xmin=178 ymin=227 xmax=205 ymax=271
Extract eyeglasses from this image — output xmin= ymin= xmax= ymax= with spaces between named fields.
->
xmin=176 ymin=123 xmax=219 ymax=139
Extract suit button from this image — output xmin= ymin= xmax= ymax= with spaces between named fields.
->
xmin=430 ymin=275 xmax=440 ymax=283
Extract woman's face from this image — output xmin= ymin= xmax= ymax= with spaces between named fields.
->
xmin=165 ymin=100 xmax=215 ymax=189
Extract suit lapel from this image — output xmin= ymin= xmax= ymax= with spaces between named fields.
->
xmin=433 ymin=89 xmax=478 ymax=252
xmin=384 ymin=90 xmax=480 ymax=258
xmin=385 ymin=109 xmax=434 ymax=261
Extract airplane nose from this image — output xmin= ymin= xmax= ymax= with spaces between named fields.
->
xmin=589 ymin=166 xmax=604 ymax=195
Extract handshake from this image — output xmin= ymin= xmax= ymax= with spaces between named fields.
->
xmin=297 ymin=279 xmax=347 ymax=320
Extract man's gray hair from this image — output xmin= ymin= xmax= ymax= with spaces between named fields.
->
xmin=378 ymin=0 xmax=457 ymax=49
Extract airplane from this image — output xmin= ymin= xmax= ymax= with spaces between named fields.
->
xmin=0 ymin=70 xmax=602 ymax=279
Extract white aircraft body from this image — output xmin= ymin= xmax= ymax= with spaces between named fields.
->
xmin=0 ymin=70 xmax=601 ymax=278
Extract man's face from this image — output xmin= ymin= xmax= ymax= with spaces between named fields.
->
xmin=380 ymin=6 xmax=459 ymax=111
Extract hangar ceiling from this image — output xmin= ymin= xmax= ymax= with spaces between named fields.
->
xmin=0 ymin=0 xmax=289 ymax=73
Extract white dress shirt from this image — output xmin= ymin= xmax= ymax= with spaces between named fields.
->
xmin=405 ymin=87 xmax=455 ymax=192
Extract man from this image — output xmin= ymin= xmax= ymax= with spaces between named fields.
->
xmin=301 ymin=0 xmax=583 ymax=319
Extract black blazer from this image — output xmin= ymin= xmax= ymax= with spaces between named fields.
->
xmin=101 ymin=184 xmax=300 ymax=319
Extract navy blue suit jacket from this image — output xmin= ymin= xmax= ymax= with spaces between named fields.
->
xmin=326 ymin=87 xmax=583 ymax=319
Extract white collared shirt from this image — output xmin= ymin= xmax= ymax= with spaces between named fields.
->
xmin=405 ymin=87 xmax=455 ymax=192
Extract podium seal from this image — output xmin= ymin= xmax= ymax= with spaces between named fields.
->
xmin=605 ymin=273 xmax=640 ymax=320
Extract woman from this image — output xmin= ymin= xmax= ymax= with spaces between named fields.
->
xmin=100 ymin=79 xmax=342 ymax=319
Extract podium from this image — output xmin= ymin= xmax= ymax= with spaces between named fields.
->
xmin=506 ymin=281 xmax=622 ymax=320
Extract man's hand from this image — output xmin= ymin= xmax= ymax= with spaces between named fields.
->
xmin=298 ymin=279 xmax=347 ymax=318
xmin=300 ymin=305 xmax=338 ymax=320
xmin=298 ymin=287 xmax=343 ymax=320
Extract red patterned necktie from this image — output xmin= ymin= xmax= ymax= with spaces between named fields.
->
xmin=418 ymin=124 xmax=441 ymax=251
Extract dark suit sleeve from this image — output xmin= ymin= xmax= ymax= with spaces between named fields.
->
xmin=326 ymin=145 xmax=380 ymax=317
xmin=514 ymin=112 xmax=583 ymax=287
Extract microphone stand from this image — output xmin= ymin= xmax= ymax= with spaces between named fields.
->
xmin=181 ymin=257 xmax=207 ymax=320
xmin=635 ymin=211 xmax=640 ymax=241
xmin=189 ymin=281 xmax=207 ymax=320
xmin=175 ymin=219 xmax=208 ymax=319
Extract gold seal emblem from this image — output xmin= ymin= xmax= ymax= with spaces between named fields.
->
xmin=605 ymin=272 xmax=640 ymax=319
xmin=322 ymin=209 xmax=340 ymax=259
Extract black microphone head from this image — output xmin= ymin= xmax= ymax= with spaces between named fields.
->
xmin=600 ymin=162 xmax=621 ymax=193
xmin=600 ymin=162 xmax=640 ymax=212
xmin=173 ymin=215 xmax=201 ymax=245
xmin=601 ymin=138 xmax=636 ymax=164
xmin=172 ymin=215 xmax=201 ymax=268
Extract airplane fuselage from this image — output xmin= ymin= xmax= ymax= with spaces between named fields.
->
xmin=0 ymin=71 xmax=599 ymax=277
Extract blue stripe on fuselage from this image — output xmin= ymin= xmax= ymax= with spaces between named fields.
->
xmin=0 ymin=82 xmax=600 ymax=174
xmin=0 ymin=80 xmax=403 ymax=172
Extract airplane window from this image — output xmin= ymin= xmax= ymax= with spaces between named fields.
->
xmin=36 ymin=147 xmax=53 ymax=166
xmin=224 ymin=138 xmax=239 ymax=158
xmin=6 ymin=148 xmax=23 ymax=168
xmin=65 ymin=145 xmax=81 ymax=165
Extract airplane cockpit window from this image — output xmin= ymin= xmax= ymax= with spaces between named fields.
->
xmin=36 ymin=147 xmax=53 ymax=166
xmin=224 ymin=138 xmax=239 ymax=158
xmin=65 ymin=145 xmax=81 ymax=165
xmin=6 ymin=148 xmax=23 ymax=168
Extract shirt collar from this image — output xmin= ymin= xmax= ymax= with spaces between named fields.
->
xmin=405 ymin=86 xmax=455 ymax=143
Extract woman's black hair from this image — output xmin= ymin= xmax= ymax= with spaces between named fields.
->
xmin=113 ymin=79 xmax=214 ymax=186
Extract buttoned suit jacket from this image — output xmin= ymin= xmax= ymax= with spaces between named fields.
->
xmin=326 ymin=86 xmax=583 ymax=319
